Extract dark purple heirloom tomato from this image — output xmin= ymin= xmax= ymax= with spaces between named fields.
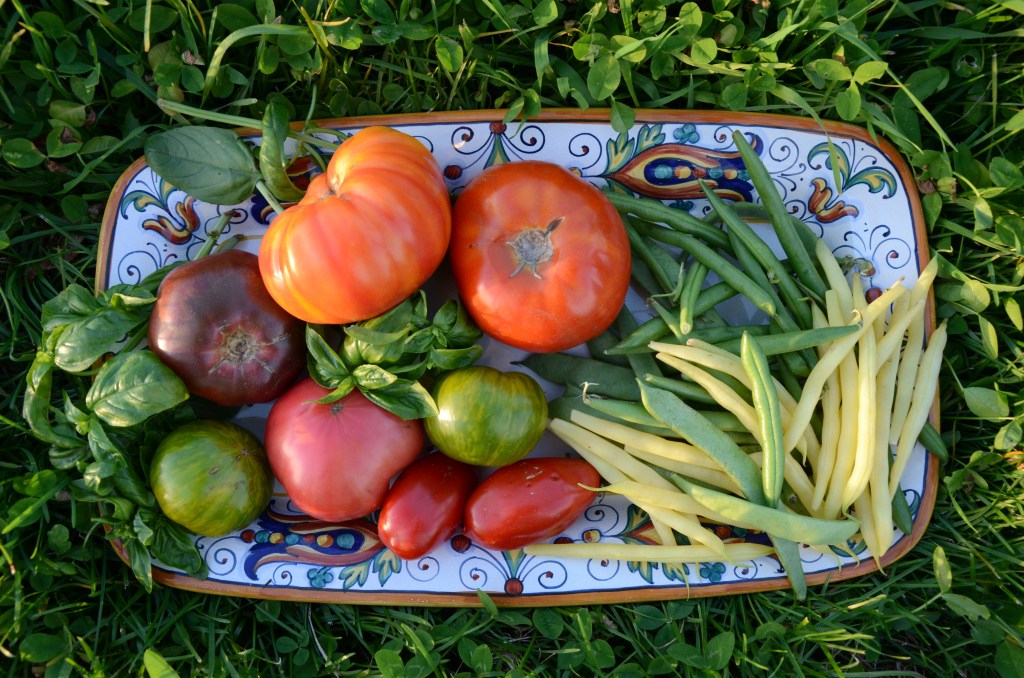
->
xmin=148 ymin=249 xmax=306 ymax=406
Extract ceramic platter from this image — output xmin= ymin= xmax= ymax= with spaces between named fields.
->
xmin=98 ymin=110 xmax=936 ymax=606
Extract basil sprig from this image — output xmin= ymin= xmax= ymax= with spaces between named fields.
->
xmin=306 ymin=292 xmax=484 ymax=420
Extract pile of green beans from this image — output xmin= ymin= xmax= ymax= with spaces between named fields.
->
xmin=516 ymin=133 xmax=948 ymax=598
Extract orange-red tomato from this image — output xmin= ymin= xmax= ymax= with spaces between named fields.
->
xmin=449 ymin=161 xmax=631 ymax=353
xmin=258 ymin=126 xmax=451 ymax=324
xmin=463 ymin=457 xmax=601 ymax=551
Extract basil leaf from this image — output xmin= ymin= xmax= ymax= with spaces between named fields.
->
xmin=445 ymin=301 xmax=484 ymax=348
xmin=113 ymin=466 xmax=155 ymax=508
xmin=344 ymin=325 xmax=411 ymax=347
xmin=403 ymin=327 xmax=436 ymax=354
xmin=86 ymin=352 xmax=189 ymax=428
xmin=82 ymin=460 xmax=119 ymax=494
xmin=124 ymin=537 xmax=154 ymax=593
xmin=133 ymin=509 xmax=156 ymax=547
xmin=87 ymin=417 xmax=125 ymax=465
xmin=259 ymin=93 xmax=305 ymax=202
xmin=361 ymin=379 xmax=438 ymax=420
xmin=353 ymin=364 xmax=400 ymax=390
xmin=54 ymin=309 xmax=148 ymax=373
xmin=144 ymin=126 xmax=260 ymax=205
xmin=429 ymin=345 xmax=485 ymax=372
xmin=312 ymin=381 xmax=355 ymax=404
xmin=432 ymin=299 xmax=459 ymax=333
xmin=152 ymin=518 xmax=207 ymax=577
xmin=305 ymin=325 xmax=351 ymax=387
xmin=41 ymin=284 xmax=101 ymax=331
xmin=49 ymin=443 xmax=88 ymax=471
xmin=42 ymin=283 xmax=154 ymax=373
xmin=22 ymin=351 xmax=81 ymax=448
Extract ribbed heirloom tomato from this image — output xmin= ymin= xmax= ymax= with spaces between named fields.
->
xmin=449 ymin=160 xmax=632 ymax=353
xmin=258 ymin=126 xmax=451 ymax=324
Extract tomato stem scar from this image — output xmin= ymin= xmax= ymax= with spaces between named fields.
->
xmin=507 ymin=216 xmax=563 ymax=279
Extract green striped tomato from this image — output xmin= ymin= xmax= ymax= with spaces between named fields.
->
xmin=150 ymin=420 xmax=273 ymax=537
xmin=424 ymin=365 xmax=548 ymax=467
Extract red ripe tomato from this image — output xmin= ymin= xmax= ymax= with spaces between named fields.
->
xmin=449 ymin=160 xmax=631 ymax=353
xmin=148 ymin=249 xmax=306 ymax=406
xmin=258 ymin=126 xmax=452 ymax=325
xmin=464 ymin=457 xmax=601 ymax=551
xmin=377 ymin=452 xmax=478 ymax=560
xmin=264 ymin=377 xmax=424 ymax=522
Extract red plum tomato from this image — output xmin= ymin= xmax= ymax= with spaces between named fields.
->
xmin=148 ymin=249 xmax=306 ymax=407
xmin=464 ymin=457 xmax=601 ymax=551
xmin=424 ymin=365 xmax=547 ymax=467
xmin=449 ymin=160 xmax=632 ymax=353
xmin=264 ymin=378 xmax=424 ymax=522
xmin=150 ymin=420 xmax=273 ymax=537
xmin=377 ymin=452 xmax=478 ymax=560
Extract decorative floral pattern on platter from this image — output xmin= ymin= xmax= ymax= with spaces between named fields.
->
xmin=102 ymin=115 xmax=930 ymax=600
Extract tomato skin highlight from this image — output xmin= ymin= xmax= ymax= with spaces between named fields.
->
xmin=148 ymin=249 xmax=306 ymax=407
xmin=264 ymin=378 xmax=425 ymax=522
xmin=150 ymin=420 xmax=273 ymax=537
xmin=449 ymin=160 xmax=632 ymax=353
xmin=258 ymin=126 xmax=452 ymax=325
xmin=425 ymin=366 xmax=548 ymax=467
xmin=377 ymin=452 xmax=478 ymax=560
xmin=464 ymin=457 xmax=601 ymax=551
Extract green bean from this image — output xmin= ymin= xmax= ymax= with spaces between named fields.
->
xmin=595 ymin=395 xmax=747 ymax=434
xmin=609 ymin=315 xmax=673 ymax=354
xmin=639 ymin=373 xmax=718 ymax=406
xmin=741 ymin=333 xmax=786 ymax=506
xmin=773 ymin=358 xmax=805 ymax=401
xmin=732 ymin=131 xmax=828 ymax=300
xmin=891 ymin=484 xmax=915 ymax=536
xmin=586 ymin=327 xmax=631 ymax=368
xmin=770 ymin=535 xmax=808 ymax=600
xmin=615 ymin=307 xmax=665 ymax=380
xmin=607 ymin=281 xmax=742 ymax=356
xmin=917 ymin=421 xmax=949 ymax=464
xmin=650 ymin=299 xmax=686 ymax=343
xmin=689 ymin=324 xmax=771 ymax=344
xmin=700 ymin=181 xmax=814 ymax=329
xmin=645 ymin=235 xmax=688 ymax=299
xmin=606 ymin=192 xmax=731 ymax=249
xmin=639 ymin=381 xmax=766 ymax=505
xmin=714 ymin=325 xmax=859 ymax=357
xmin=517 ymin=353 xmax=640 ymax=401
xmin=726 ymin=228 xmax=815 ymax=377
xmin=623 ymin=216 xmax=677 ymax=295
xmin=669 ymin=474 xmax=859 ymax=546
xmin=678 ymin=261 xmax=708 ymax=335
xmin=630 ymin=251 xmax=664 ymax=298
xmin=633 ymin=221 xmax=778 ymax=318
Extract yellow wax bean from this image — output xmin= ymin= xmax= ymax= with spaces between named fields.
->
xmin=568 ymin=409 xmax=718 ymax=469
xmin=783 ymin=281 xmax=906 ymax=455
xmin=841 ymin=325 xmax=877 ymax=509
xmin=889 ymin=321 xmax=948 ymax=494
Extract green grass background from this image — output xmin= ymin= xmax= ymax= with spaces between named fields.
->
xmin=2 ymin=0 xmax=1023 ymax=675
